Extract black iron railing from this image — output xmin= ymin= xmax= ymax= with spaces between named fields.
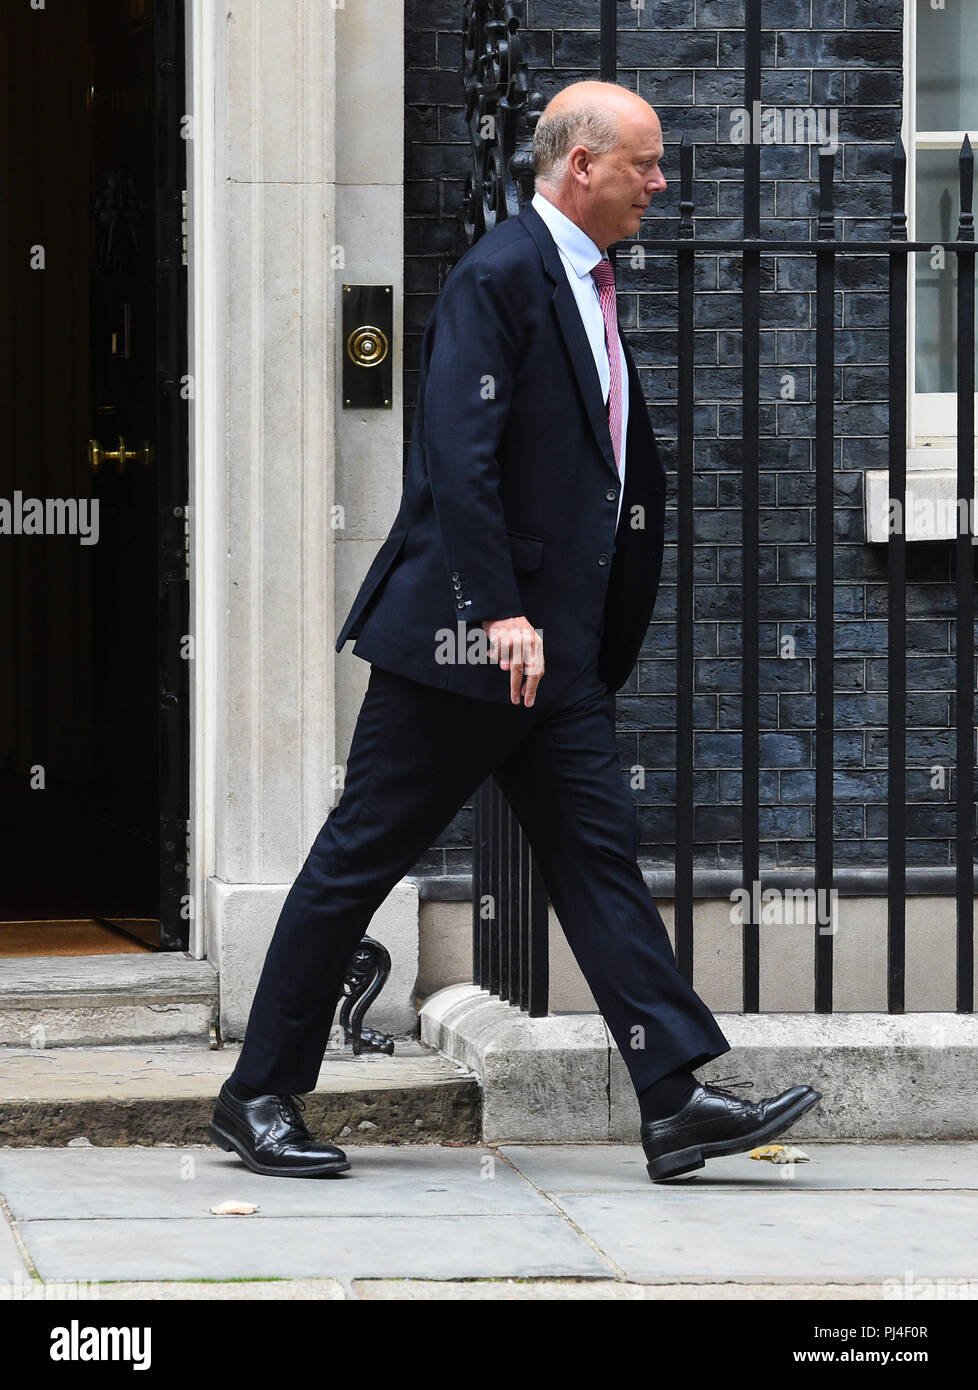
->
xmin=466 ymin=0 xmax=977 ymax=1017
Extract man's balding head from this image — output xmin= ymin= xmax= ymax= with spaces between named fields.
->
xmin=531 ymin=80 xmax=666 ymax=252
xmin=533 ymin=82 xmax=654 ymax=186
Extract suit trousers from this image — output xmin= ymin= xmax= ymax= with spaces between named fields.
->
xmin=233 ymin=648 xmax=731 ymax=1099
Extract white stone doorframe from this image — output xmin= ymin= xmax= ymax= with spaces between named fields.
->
xmin=185 ymin=0 xmax=415 ymax=1040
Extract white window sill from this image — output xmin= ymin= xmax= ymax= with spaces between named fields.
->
xmin=865 ymin=448 xmax=978 ymax=541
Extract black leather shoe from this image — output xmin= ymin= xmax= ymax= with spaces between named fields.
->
xmin=641 ymin=1076 xmax=821 ymax=1182
xmin=208 ymin=1082 xmax=351 ymax=1177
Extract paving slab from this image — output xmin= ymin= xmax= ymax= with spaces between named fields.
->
xmin=500 ymin=1142 xmax=978 ymax=1193
xmin=548 ymin=1191 xmax=978 ymax=1283
xmin=1 ymin=1143 xmax=974 ymax=1289
xmin=0 ymin=1042 xmax=479 ymax=1146
xmin=0 ymin=1146 xmax=550 ymax=1220
xmin=17 ymin=1215 xmax=611 ymax=1282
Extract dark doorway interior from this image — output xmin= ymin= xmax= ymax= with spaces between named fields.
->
xmin=0 ymin=0 xmax=188 ymax=951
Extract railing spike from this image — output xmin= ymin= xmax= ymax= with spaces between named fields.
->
xmin=817 ymin=147 xmax=836 ymax=240
xmin=890 ymin=131 xmax=908 ymax=242
xmin=679 ymin=131 xmax=694 ymax=239
xmin=957 ymin=134 xmax=974 ymax=237
xmin=961 ymin=133 xmax=972 ymax=227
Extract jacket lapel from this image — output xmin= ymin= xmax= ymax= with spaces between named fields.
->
xmin=517 ymin=202 xmax=622 ymax=487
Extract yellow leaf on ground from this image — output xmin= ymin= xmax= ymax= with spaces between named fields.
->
xmin=749 ymin=1143 xmax=810 ymax=1163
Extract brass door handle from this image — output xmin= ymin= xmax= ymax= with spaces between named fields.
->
xmin=89 ymin=436 xmax=152 ymax=475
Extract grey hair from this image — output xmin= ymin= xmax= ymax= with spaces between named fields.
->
xmin=532 ymin=101 xmax=622 ymax=189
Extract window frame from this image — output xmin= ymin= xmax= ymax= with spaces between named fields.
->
xmin=903 ymin=0 xmax=978 ymax=456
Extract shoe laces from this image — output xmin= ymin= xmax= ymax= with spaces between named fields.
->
xmin=276 ymin=1093 xmax=308 ymax=1129
xmin=702 ymin=1074 xmax=755 ymax=1101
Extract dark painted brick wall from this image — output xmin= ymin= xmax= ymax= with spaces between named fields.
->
xmin=402 ymin=0 xmax=969 ymax=879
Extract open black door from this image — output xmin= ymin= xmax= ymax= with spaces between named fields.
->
xmin=0 ymin=0 xmax=189 ymax=953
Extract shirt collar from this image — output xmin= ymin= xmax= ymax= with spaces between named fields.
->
xmin=530 ymin=191 xmax=606 ymax=279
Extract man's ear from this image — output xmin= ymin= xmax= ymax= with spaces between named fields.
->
xmin=568 ymin=146 xmax=591 ymax=183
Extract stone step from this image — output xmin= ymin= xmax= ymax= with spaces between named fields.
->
xmin=423 ymin=985 xmax=978 ymax=1144
xmin=0 ymin=954 xmax=219 ymax=1047
xmin=0 ymin=1040 xmax=480 ymax=1147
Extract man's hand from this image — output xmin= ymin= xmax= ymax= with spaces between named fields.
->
xmin=481 ymin=616 xmax=545 ymax=707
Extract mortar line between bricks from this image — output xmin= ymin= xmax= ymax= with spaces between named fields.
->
xmin=0 ymin=1191 xmax=39 ymax=1279
xmin=492 ymin=1150 xmax=629 ymax=1281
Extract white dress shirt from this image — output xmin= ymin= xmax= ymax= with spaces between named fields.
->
xmin=531 ymin=190 xmax=629 ymax=532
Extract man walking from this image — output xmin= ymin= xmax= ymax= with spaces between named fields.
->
xmin=209 ymin=81 xmax=820 ymax=1183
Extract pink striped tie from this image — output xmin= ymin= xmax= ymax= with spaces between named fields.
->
xmin=590 ymin=255 xmax=623 ymax=478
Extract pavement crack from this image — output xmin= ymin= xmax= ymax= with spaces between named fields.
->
xmin=494 ymin=1148 xmax=629 ymax=1281
xmin=0 ymin=1189 xmax=39 ymax=1280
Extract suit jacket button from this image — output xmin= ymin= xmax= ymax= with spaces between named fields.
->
xmin=456 ymin=600 xmax=465 ymax=609
xmin=606 ymin=489 xmax=617 ymax=501
xmin=451 ymin=572 xmax=460 ymax=581
xmin=598 ymin=553 xmax=610 ymax=566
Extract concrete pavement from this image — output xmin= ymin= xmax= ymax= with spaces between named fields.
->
xmin=1 ymin=1140 xmax=976 ymax=1298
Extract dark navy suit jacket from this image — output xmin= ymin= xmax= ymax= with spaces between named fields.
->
xmin=335 ymin=200 xmax=667 ymax=703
